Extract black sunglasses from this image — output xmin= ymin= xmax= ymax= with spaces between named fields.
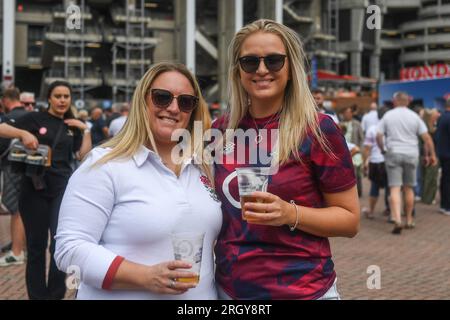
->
xmin=150 ymin=88 xmax=198 ymax=113
xmin=238 ymin=54 xmax=287 ymax=73
xmin=23 ymin=102 xmax=36 ymax=106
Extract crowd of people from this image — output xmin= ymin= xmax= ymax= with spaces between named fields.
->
xmin=0 ymin=18 xmax=447 ymax=300
xmin=312 ymin=89 xmax=449 ymax=235
xmin=0 ymin=85 xmax=129 ymax=298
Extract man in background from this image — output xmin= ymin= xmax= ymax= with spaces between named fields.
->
xmin=90 ymin=107 xmax=108 ymax=146
xmin=0 ymin=87 xmax=28 ymax=265
xmin=436 ymin=97 xmax=450 ymax=215
xmin=377 ymin=92 xmax=437 ymax=234
xmin=20 ymin=92 xmax=36 ymax=112
xmin=361 ymin=102 xmax=379 ymax=134
xmin=108 ymin=103 xmax=129 ymax=137
xmin=312 ymin=89 xmax=339 ymax=124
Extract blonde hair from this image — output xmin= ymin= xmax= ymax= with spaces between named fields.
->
xmin=96 ymin=62 xmax=213 ymax=181
xmin=227 ymin=19 xmax=331 ymax=164
xmin=423 ymin=108 xmax=439 ymax=134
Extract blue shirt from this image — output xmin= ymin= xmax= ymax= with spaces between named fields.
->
xmin=436 ymin=110 xmax=450 ymax=159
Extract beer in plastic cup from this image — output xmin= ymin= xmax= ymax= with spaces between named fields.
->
xmin=236 ymin=167 xmax=270 ymax=220
xmin=171 ymin=232 xmax=205 ymax=284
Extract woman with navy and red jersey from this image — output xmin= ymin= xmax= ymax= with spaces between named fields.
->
xmin=212 ymin=19 xmax=360 ymax=300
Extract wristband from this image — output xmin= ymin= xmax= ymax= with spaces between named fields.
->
xmin=289 ymin=200 xmax=299 ymax=231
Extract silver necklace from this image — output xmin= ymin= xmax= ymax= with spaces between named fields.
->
xmin=251 ymin=110 xmax=281 ymax=144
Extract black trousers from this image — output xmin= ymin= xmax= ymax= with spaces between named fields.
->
xmin=440 ymin=158 xmax=450 ymax=210
xmin=19 ymin=179 xmax=67 ymax=300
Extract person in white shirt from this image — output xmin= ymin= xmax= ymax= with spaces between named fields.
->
xmin=108 ymin=103 xmax=129 ymax=137
xmin=361 ymin=102 xmax=379 ymax=134
xmin=376 ymin=92 xmax=437 ymax=234
xmin=55 ymin=62 xmax=222 ymax=299
xmin=363 ymin=121 xmax=389 ymax=220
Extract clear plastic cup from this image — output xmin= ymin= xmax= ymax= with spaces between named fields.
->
xmin=170 ymin=232 xmax=205 ymax=284
xmin=236 ymin=167 xmax=270 ymax=220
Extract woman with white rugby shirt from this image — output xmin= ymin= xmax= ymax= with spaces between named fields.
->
xmin=55 ymin=62 xmax=222 ymax=299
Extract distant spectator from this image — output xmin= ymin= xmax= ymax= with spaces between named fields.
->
xmin=77 ymin=109 xmax=92 ymax=130
xmin=377 ymin=92 xmax=437 ymax=234
xmin=108 ymin=103 xmax=129 ymax=137
xmin=312 ymin=89 xmax=339 ymax=124
xmin=340 ymin=105 xmax=364 ymax=197
xmin=0 ymin=87 xmax=28 ymax=267
xmin=414 ymin=105 xmax=426 ymax=199
xmin=361 ymin=102 xmax=379 ymax=134
xmin=420 ymin=109 xmax=440 ymax=205
xmin=435 ymin=98 xmax=450 ymax=215
xmin=20 ymin=92 xmax=36 ymax=112
xmin=105 ymin=104 xmax=121 ymax=128
xmin=352 ymin=105 xmax=362 ymax=122
xmin=362 ymin=107 xmax=389 ymax=220
xmin=90 ymin=107 xmax=108 ymax=146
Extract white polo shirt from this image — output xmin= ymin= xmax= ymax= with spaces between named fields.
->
xmin=55 ymin=146 xmax=222 ymax=300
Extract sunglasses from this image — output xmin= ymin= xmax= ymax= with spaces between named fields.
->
xmin=23 ymin=102 xmax=36 ymax=107
xmin=150 ymin=88 xmax=198 ymax=113
xmin=238 ymin=54 xmax=287 ymax=73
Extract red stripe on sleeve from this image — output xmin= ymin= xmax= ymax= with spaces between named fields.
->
xmin=102 ymin=256 xmax=125 ymax=290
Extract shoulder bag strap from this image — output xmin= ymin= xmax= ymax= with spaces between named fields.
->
xmin=51 ymin=120 xmax=66 ymax=151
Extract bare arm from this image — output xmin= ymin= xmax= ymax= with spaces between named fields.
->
xmin=357 ymin=124 xmax=364 ymax=148
xmin=362 ymin=145 xmax=371 ymax=164
xmin=363 ymin=145 xmax=371 ymax=176
xmin=350 ymin=145 xmax=360 ymax=157
xmin=64 ymin=119 xmax=92 ymax=160
xmin=376 ymin=133 xmax=385 ymax=154
xmin=244 ymin=185 xmax=360 ymax=238
xmin=420 ymin=132 xmax=437 ymax=166
xmin=102 ymin=126 xmax=109 ymax=139
xmin=0 ymin=123 xmax=38 ymax=149
xmin=77 ymin=131 xmax=92 ymax=160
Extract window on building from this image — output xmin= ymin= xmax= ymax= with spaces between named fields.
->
xmin=27 ymin=25 xmax=44 ymax=61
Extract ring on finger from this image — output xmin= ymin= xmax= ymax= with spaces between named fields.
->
xmin=169 ymin=278 xmax=176 ymax=289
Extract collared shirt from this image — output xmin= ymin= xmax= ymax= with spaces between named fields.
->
xmin=55 ymin=146 xmax=222 ymax=299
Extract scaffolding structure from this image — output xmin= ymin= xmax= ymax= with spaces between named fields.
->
xmin=65 ymin=0 xmax=86 ymax=101
xmin=110 ymin=0 xmax=157 ymax=103
xmin=326 ymin=0 xmax=340 ymax=73
xmin=44 ymin=0 xmax=102 ymax=102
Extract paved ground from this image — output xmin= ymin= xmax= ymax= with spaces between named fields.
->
xmin=331 ymin=190 xmax=450 ymax=300
xmin=0 ymin=178 xmax=449 ymax=300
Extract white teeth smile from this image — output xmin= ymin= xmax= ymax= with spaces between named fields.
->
xmin=159 ymin=117 xmax=177 ymax=124
xmin=253 ymin=80 xmax=272 ymax=85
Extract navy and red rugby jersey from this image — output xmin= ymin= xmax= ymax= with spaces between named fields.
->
xmin=212 ymin=112 xmax=356 ymax=300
